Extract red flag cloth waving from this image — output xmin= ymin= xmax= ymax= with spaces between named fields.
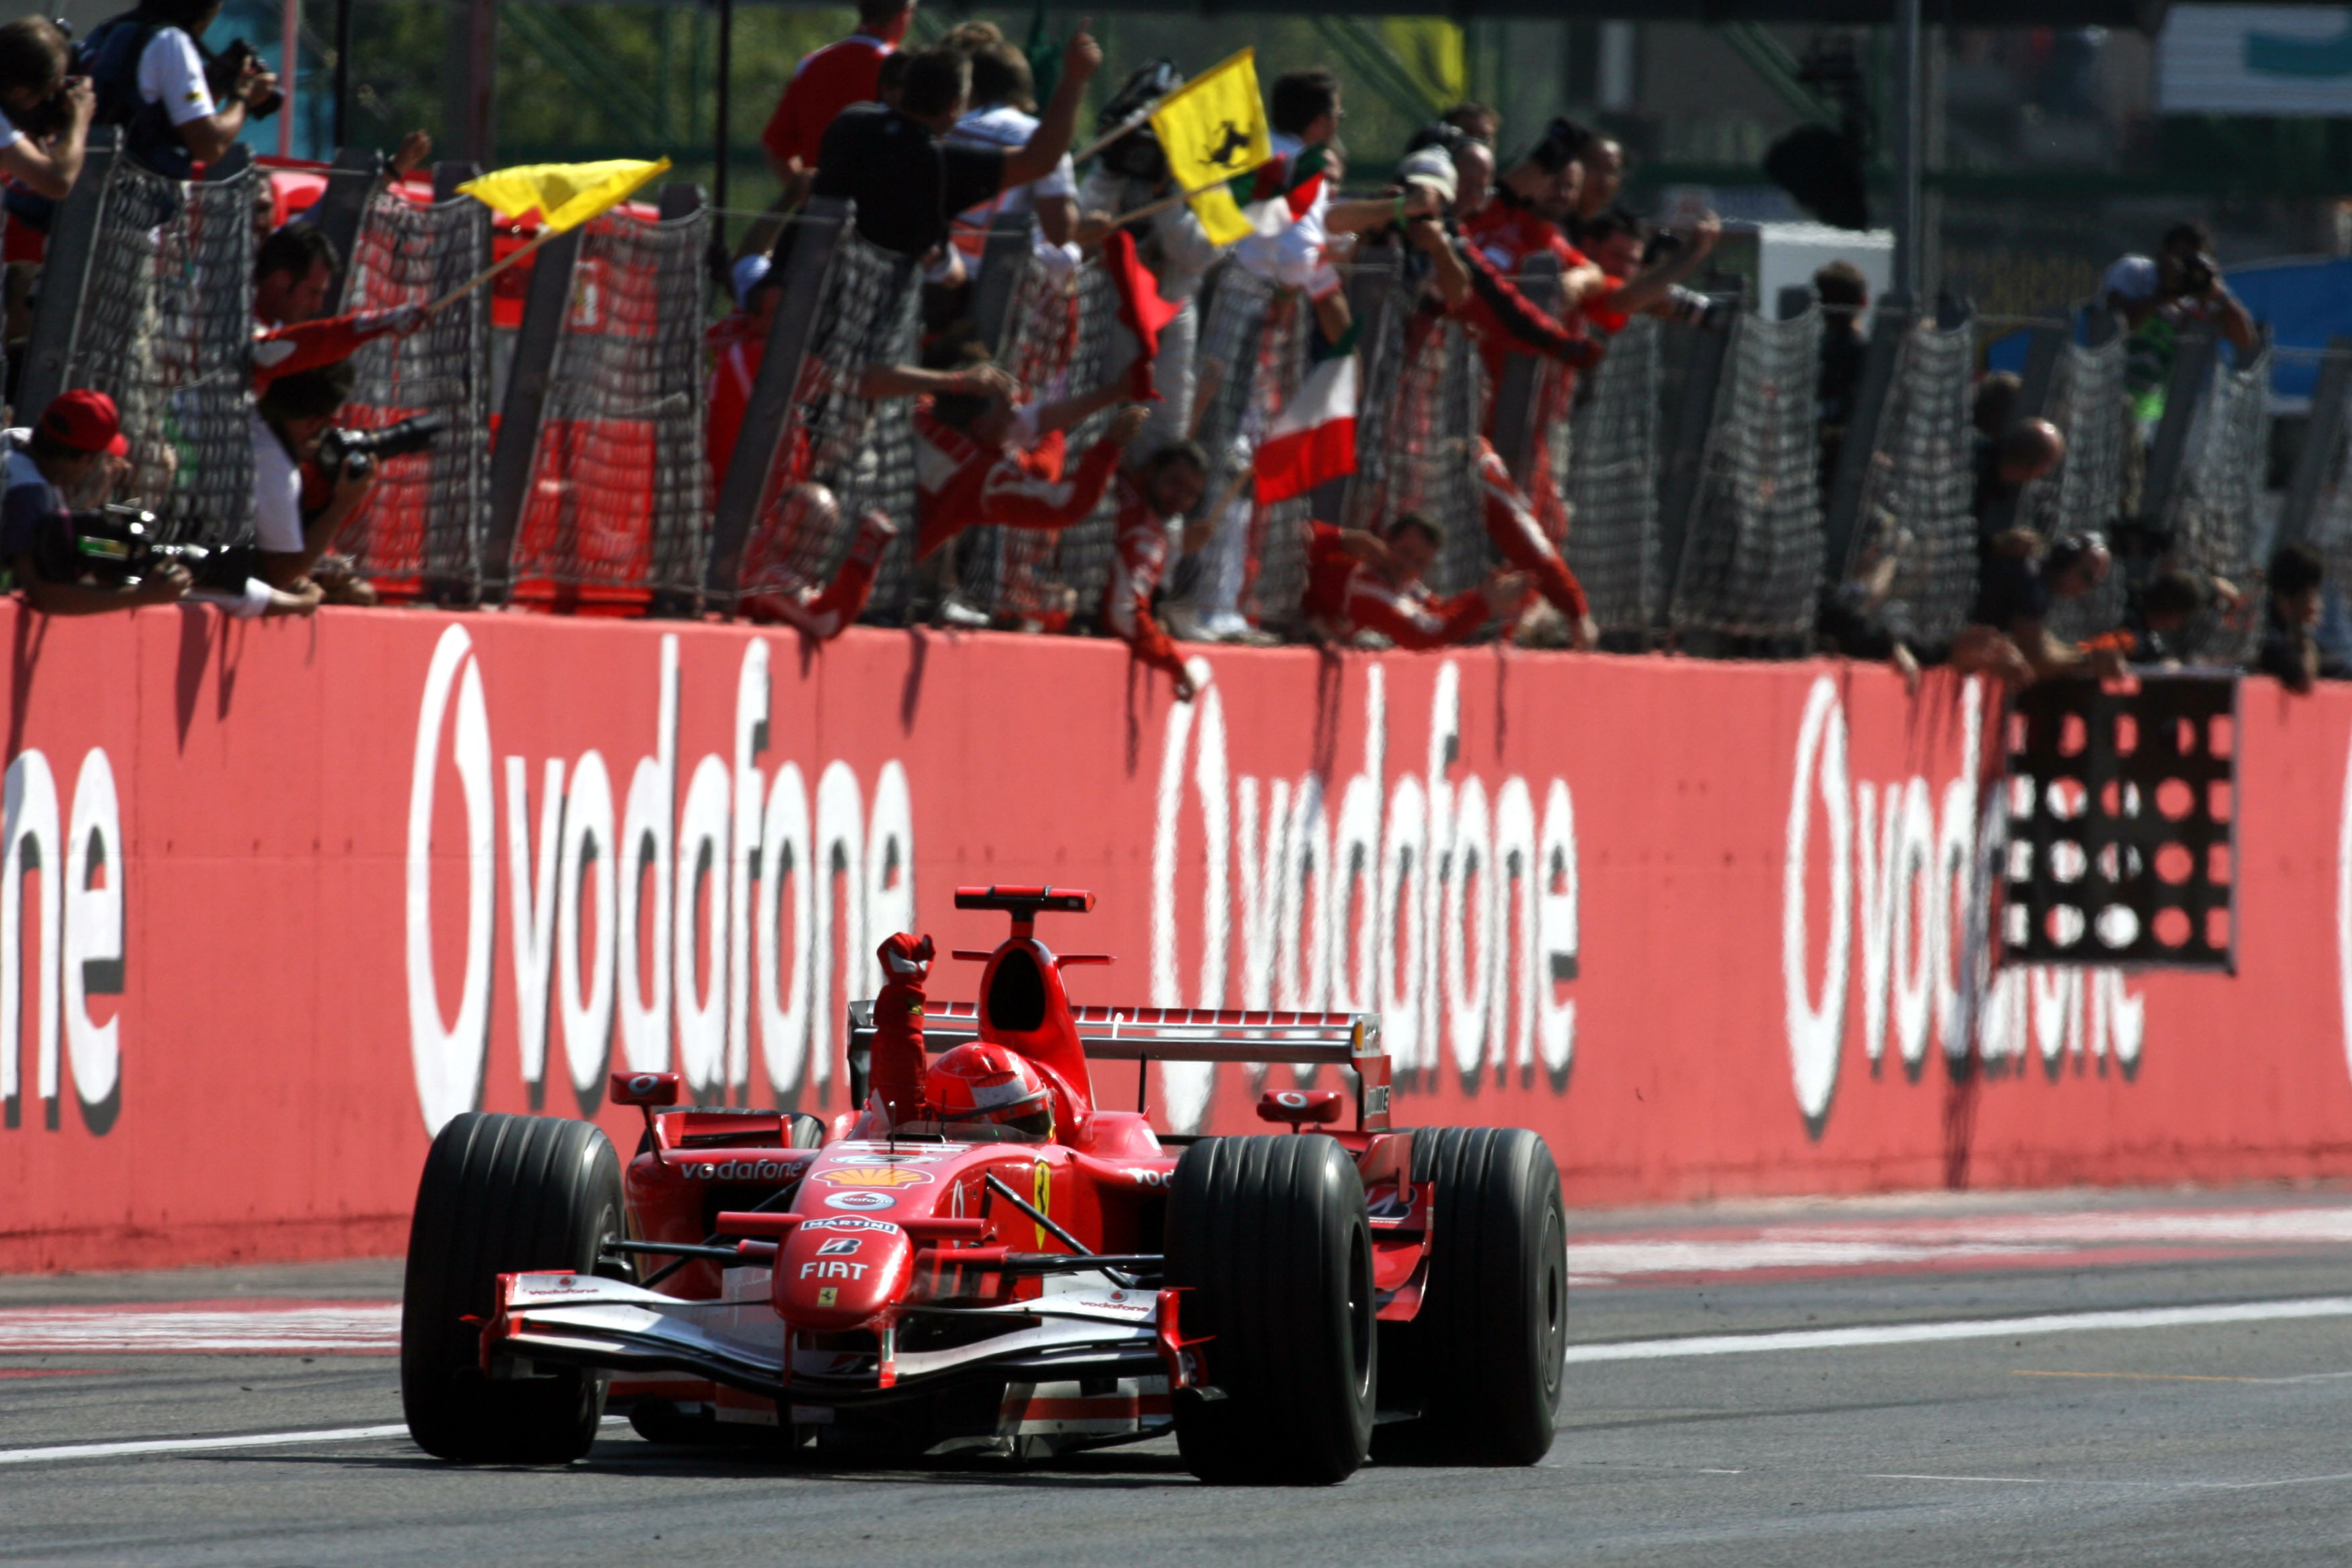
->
xmin=1101 ymin=229 xmax=1178 ymax=397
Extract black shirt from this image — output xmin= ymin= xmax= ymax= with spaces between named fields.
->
xmin=1971 ymin=554 xmax=2050 ymax=632
xmin=812 ymin=105 xmax=1008 ymax=259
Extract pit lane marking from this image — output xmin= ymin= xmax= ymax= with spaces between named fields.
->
xmin=1563 ymin=1295 xmax=2352 ymax=1363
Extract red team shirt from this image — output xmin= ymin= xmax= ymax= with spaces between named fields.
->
xmin=1300 ymin=521 xmax=1494 ymax=650
xmin=761 ymin=34 xmax=893 ymax=173
xmin=911 ymin=403 xmax=1125 ymax=558
xmin=1101 ymin=470 xmax=1187 ymax=682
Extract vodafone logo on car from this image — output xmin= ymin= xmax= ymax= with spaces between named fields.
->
xmin=825 ymin=1191 xmax=897 ymax=1211
xmin=404 ymin=628 xmax=916 ymax=1133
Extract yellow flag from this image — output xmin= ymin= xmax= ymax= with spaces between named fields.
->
xmin=1149 ymin=50 xmax=1271 ymax=246
xmin=457 ymin=158 xmax=673 ymax=234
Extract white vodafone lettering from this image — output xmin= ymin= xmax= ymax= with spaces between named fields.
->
xmin=407 ymin=635 xmax=917 ymax=1132
xmin=1784 ymin=676 xmax=2146 ymax=1124
xmin=1152 ymin=658 xmax=1579 ymax=1131
xmin=2 ymin=746 xmax=124 ymax=1126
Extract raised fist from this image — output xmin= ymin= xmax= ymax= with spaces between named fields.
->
xmin=877 ymin=932 xmax=935 ymax=982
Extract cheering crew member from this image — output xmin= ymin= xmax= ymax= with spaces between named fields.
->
xmin=1101 ymin=440 xmax=1210 ymax=701
xmin=1301 ymin=513 xmax=1527 ymax=651
xmin=866 ymin=931 xmax=935 ymax=1126
xmin=1391 ymin=145 xmax=1601 ymax=646
xmin=248 ymin=224 xmax=421 ymax=395
xmin=761 ymin=0 xmax=914 ymax=181
xmin=740 ymin=502 xmax=901 ymax=640
xmin=1576 ymin=205 xmax=1724 ymax=333
xmin=912 ymin=341 xmax=1150 ymax=559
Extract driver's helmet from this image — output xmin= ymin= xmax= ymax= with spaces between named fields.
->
xmin=925 ymin=1042 xmax=1055 ymax=1139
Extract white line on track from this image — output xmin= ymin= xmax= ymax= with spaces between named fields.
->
xmin=0 ymin=1416 xmax=630 ymax=1468
xmin=1564 ymin=1295 xmax=2352 ymax=1363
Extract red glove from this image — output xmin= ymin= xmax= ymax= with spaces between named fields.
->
xmin=869 ymin=933 xmax=934 ymax=1125
xmin=1127 ymin=355 xmax=1160 ymax=403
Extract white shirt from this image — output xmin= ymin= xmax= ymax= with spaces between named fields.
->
xmin=252 ymin=413 xmax=303 ymax=554
xmin=1231 ymin=131 xmax=1332 ymax=290
xmin=949 ymin=105 xmax=1077 ymax=214
xmin=0 ymin=105 xmax=21 ymax=152
xmin=137 ymin=28 xmax=215 ymax=128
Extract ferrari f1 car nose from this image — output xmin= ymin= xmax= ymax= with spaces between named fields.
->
xmin=775 ymin=1218 xmax=914 ymax=1330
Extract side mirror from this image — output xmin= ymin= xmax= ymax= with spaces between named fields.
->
xmin=609 ymin=1070 xmax=682 ymax=1108
xmin=1257 ymin=1088 xmax=1346 ymax=1128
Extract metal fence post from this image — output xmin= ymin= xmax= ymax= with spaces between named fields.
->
xmin=1322 ymin=237 xmax=1400 ymax=523
xmin=1820 ymin=302 xmax=1916 ymax=582
xmin=17 ymin=128 xmax=118 ymax=421
xmin=705 ymin=197 xmax=851 ymax=606
xmin=1653 ymin=281 xmax=1744 ymax=632
xmin=969 ymin=211 xmax=1034 ymax=356
xmin=2140 ymin=324 xmax=2220 ymax=544
xmin=2281 ymin=336 xmax=2352 ymax=547
xmin=483 ymin=215 xmax=584 ymax=601
xmin=422 ymin=160 xmax=489 ymax=605
xmin=313 ymin=144 xmax=386 ymax=315
xmin=1487 ymin=252 xmax=1561 ymax=485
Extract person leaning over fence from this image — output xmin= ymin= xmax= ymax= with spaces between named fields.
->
xmin=1971 ymin=417 xmax=2064 ymax=544
xmin=1576 ymin=207 xmax=1724 ymax=332
xmin=0 ymin=18 xmax=94 ymax=203
xmin=812 ymin=31 xmax=1099 ymax=265
xmin=81 ymin=0 xmax=276 ymax=177
xmin=2253 ymin=542 xmax=2348 ymax=694
xmin=911 ymin=336 xmax=1150 ymax=560
xmin=2 ymin=391 xmax=186 ymax=615
xmin=1814 ymin=260 xmax=1869 ymax=490
xmin=1101 ymin=439 xmax=1209 ymax=701
xmin=1968 ymin=528 xmax=2123 ymax=684
xmin=250 ymin=362 xmax=377 ymax=607
xmin=1300 ymin=512 xmax=1528 ymax=652
xmin=1076 ymin=62 xmax=1220 ymax=450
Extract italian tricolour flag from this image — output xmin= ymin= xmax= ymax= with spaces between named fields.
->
xmin=1253 ymin=352 xmax=1357 ymax=505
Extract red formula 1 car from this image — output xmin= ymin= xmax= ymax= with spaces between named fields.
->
xmin=398 ymin=887 xmax=1567 ymax=1483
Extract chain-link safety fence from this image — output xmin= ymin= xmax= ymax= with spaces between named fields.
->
xmin=1844 ymin=315 xmax=1978 ymax=651
xmin=1349 ymin=290 xmax=1487 ymax=597
xmin=2167 ymin=346 xmax=2273 ymax=665
xmin=336 ymin=190 xmax=493 ymax=597
xmin=1669 ymin=308 xmax=1826 ymax=642
xmin=1566 ymin=314 xmax=1664 ymax=634
xmin=2030 ymin=334 xmax=2131 ymax=646
xmin=64 ymin=156 xmax=258 ymax=544
xmin=507 ymin=203 xmax=709 ymax=608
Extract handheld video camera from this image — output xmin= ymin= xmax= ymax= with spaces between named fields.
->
xmin=59 ymin=503 xmax=208 ymax=589
xmin=207 ymin=39 xmax=283 ymax=120
xmin=316 ymin=411 xmax=446 ymax=483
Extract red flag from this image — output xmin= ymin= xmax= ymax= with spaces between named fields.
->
xmin=1253 ymin=354 xmax=1357 ymax=504
xmin=1101 ymin=229 xmax=1179 ymax=369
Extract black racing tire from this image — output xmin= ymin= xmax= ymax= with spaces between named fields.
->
xmin=1375 ymin=1126 xmax=1567 ymax=1465
xmin=1165 ymin=1133 xmax=1377 ymax=1485
xmin=400 ymin=1112 xmax=624 ymax=1465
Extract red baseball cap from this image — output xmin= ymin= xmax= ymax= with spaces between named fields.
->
xmin=36 ymin=390 xmax=130 ymax=458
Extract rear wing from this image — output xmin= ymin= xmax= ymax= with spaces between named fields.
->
xmin=846 ymin=1002 xmax=1390 ymax=1132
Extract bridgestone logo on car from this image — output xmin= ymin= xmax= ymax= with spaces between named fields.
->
xmin=680 ymin=1159 xmax=797 ymax=1181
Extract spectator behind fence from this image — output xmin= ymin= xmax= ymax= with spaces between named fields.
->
xmin=0 ymin=18 xmax=94 ymax=202
xmin=3 ymin=391 xmax=186 ymax=615
xmin=1815 ymin=260 xmax=1868 ymax=488
xmin=2126 ymin=565 xmax=2224 ymax=666
xmin=1573 ymin=136 xmax=1626 ymax=226
xmin=252 ymin=362 xmax=375 ymax=602
xmin=1969 ymin=528 xmax=2121 ymax=683
xmin=1577 ymin=206 xmax=1722 ymax=332
xmin=1077 ymin=61 xmax=1220 ymax=448
xmin=1972 ymin=371 xmax=2021 ymax=442
xmin=1440 ymin=101 xmax=1500 ymax=148
xmin=2113 ymin=224 xmax=2258 ymax=426
xmin=2254 ymin=541 xmax=2348 ymax=694
xmin=83 ymin=0 xmax=277 ymax=177
xmin=948 ymin=36 xmax=1079 ymax=280
xmin=812 ymin=31 xmax=1099 ymax=264
xmin=912 ymin=336 xmax=1149 ymax=561
xmin=248 ymin=223 xmax=421 ymax=395
xmin=1972 ymin=417 xmax=2063 ymax=544
xmin=1102 ymin=440 xmax=1209 ymax=701
xmin=1301 ymin=513 xmax=1528 ymax=650
xmin=761 ymin=0 xmax=912 ymax=183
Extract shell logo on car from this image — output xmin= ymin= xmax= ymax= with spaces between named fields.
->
xmin=815 ymin=1167 xmax=934 ymax=1188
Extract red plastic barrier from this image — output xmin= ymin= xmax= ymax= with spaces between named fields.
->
xmin=3 ymin=604 xmax=2349 ymax=1272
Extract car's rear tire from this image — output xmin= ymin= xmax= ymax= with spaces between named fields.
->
xmin=1165 ymin=1133 xmax=1377 ymax=1485
xmin=1375 ymin=1126 xmax=1567 ymax=1465
xmin=400 ymin=1112 xmax=624 ymax=1464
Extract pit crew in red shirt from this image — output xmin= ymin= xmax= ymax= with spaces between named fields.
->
xmin=913 ymin=344 xmax=1150 ymax=560
xmin=1300 ymin=513 xmax=1528 ymax=650
xmin=1100 ymin=440 xmax=1210 ymax=700
xmin=760 ymin=0 xmax=913 ymax=181
xmin=1577 ymin=205 xmax=1724 ymax=335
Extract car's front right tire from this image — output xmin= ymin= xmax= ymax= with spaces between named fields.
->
xmin=399 ymin=1112 xmax=622 ymax=1464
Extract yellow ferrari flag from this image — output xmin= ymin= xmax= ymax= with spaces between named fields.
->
xmin=457 ymin=158 xmax=672 ymax=233
xmin=1149 ymin=50 xmax=1271 ymax=246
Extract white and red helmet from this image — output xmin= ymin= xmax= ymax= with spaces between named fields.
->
xmin=925 ymin=1042 xmax=1055 ymax=1139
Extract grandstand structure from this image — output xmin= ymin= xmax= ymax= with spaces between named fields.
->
xmin=17 ymin=127 xmax=2304 ymax=661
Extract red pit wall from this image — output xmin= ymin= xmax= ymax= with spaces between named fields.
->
xmin=1 ymin=604 xmax=2347 ymax=1272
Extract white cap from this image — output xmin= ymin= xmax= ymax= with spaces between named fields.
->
xmin=1395 ymin=146 xmax=1459 ymax=208
xmin=2102 ymin=254 xmax=2159 ymax=303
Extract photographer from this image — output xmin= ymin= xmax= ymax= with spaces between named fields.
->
xmin=83 ymin=0 xmax=277 ymax=177
xmin=3 ymin=391 xmax=185 ymax=616
xmin=0 ymin=18 xmax=94 ymax=201
xmin=252 ymin=362 xmax=376 ymax=596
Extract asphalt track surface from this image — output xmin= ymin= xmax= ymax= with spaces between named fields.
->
xmin=9 ymin=1189 xmax=2352 ymax=1566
